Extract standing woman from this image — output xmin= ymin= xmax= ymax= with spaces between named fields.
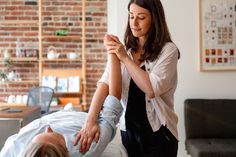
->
xmin=76 ymin=0 xmax=180 ymax=157
xmin=105 ymin=0 xmax=180 ymax=156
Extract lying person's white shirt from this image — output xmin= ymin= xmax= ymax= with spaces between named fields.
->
xmin=0 ymin=95 xmax=125 ymax=157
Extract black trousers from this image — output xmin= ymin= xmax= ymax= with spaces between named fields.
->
xmin=121 ymin=125 xmax=178 ymax=157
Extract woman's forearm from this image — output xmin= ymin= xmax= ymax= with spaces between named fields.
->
xmin=122 ymin=56 xmax=155 ymax=98
xmin=104 ymin=34 xmax=154 ymax=99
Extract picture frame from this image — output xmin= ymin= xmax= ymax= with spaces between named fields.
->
xmin=199 ymin=0 xmax=236 ymax=71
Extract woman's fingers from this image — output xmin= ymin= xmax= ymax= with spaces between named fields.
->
xmin=104 ymin=34 xmax=127 ymax=60
xmin=104 ymin=34 xmax=116 ymax=46
xmin=74 ymin=123 xmax=101 ymax=154
xmin=94 ymin=131 xmax=100 ymax=143
xmin=80 ymin=135 xmax=88 ymax=153
xmin=107 ymin=46 xmax=116 ymax=51
xmin=78 ymin=131 xmax=91 ymax=153
xmin=74 ymin=131 xmax=81 ymax=146
xmin=104 ymin=34 xmax=120 ymax=46
xmin=109 ymin=34 xmax=120 ymax=42
xmin=105 ymin=40 xmax=118 ymax=47
xmin=84 ymin=137 xmax=93 ymax=153
xmin=74 ymin=129 xmax=89 ymax=153
xmin=105 ymin=34 xmax=119 ymax=43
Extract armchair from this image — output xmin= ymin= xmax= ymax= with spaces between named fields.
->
xmin=184 ymin=99 xmax=236 ymax=157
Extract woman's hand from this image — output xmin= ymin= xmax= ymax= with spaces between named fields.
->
xmin=104 ymin=34 xmax=128 ymax=62
xmin=74 ymin=122 xmax=100 ymax=154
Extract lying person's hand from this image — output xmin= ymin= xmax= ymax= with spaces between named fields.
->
xmin=74 ymin=122 xmax=100 ymax=154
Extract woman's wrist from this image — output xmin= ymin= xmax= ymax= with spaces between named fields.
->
xmin=121 ymin=55 xmax=129 ymax=63
xmin=85 ymin=119 xmax=97 ymax=127
xmin=85 ymin=113 xmax=99 ymax=125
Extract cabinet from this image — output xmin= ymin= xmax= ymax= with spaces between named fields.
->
xmin=0 ymin=0 xmax=87 ymax=110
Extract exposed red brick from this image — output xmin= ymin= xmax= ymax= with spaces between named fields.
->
xmin=0 ymin=0 xmax=107 ymax=106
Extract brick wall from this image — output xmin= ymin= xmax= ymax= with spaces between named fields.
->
xmin=0 ymin=0 xmax=107 ymax=105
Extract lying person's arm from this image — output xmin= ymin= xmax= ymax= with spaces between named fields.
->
xmin=1 ymin=108 xmax=123 ymax=157
xmin=75 ymin=34 xmax=122 ymax=154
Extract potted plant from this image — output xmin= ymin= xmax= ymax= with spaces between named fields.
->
xmin=0 ymin=71 xmax=7 ymax=82
xmin=3 ymin=58 xmax=13 ymax=68
xmin=1 ymin=52 xmax=14 ymax=81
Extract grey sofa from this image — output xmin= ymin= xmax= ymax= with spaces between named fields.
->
xmin=184 ymin=99 xmax=236 ymax=157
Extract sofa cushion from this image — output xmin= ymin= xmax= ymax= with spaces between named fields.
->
xmin=186 ymin=139 xmax=236 ymax=157
xmin=184 ymin=99 xmax=236 ymax=139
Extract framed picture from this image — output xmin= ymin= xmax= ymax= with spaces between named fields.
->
xmin=199 ymin=0 xmax=236 ymax=71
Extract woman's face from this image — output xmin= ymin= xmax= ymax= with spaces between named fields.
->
xmin=129 ymin=3 xmax=152 ymax=40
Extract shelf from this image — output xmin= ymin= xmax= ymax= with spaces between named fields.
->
xmin=41 ymin=58 xmax=81 ymax=62
xmin=55 ymin=92 xmax=82 ymax=95
xmin=0 ymin=0 xmax=88 ymax=111
xmin=0 ymin=80 xmax=39 ymax=84
xmin=11 ymin=57 xmax=39 ymax=62
xmin=42 ymin=35 xmax=81 ymax=40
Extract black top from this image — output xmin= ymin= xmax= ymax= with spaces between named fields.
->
xmin=125 ymin=66 xmax=152 ymax=133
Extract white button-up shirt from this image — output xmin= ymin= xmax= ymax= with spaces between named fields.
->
xmin=98 ymin=42 xmax=179 ymax=139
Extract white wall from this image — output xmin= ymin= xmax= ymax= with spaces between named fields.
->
xmin=108 ymin=0 xmax=236 ymax=157
xmin=107 ymin=0 xmax=128 ymax=40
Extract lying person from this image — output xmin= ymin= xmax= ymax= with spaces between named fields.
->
xmin=0 ymin=96 xmax=123 ymax=157
xmin=0 ymin=53 xmax=125 ymax=157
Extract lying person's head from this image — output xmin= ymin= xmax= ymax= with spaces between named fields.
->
xmin=22 ymin=127 xmax=69 ymax=157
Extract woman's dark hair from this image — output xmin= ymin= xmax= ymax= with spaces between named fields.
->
xmin=124 ymin=0 xmax=179 ymax=61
